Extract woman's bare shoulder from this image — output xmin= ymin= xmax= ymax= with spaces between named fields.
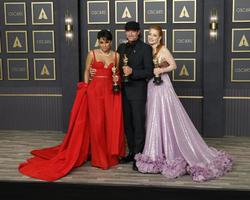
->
xmin=87 ymin=50 xmax=95 ymax=56
xmin=160 ymin=46 xmax=170 ymax=53
xmin=114 ymin=51 xmax=120 ymax=56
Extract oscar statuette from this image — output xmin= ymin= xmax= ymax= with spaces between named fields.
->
xmin=122 ymin=54 xmax=129 ymax=83
xmin=112 ymin=65 xmax=120 ymax=92
xmin=153 ymin=57 xmax=163 ymax=85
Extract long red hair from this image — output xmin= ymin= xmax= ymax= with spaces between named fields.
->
xmin=149 ymin=25 xmax=163 ymax=59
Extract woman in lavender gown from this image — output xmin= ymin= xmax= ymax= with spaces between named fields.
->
xmin=135 ymin=25 xmax=233 ymax=182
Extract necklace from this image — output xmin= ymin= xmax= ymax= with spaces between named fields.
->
xmin=100 ymin=49 xmax=112 ymax=56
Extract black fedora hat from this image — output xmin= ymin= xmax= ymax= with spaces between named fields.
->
xmin=124 ymin=21 xmax=140 ymax=31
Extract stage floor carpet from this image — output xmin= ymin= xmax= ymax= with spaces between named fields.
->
xmin=0 ymin=131 xmax=249 ymax=199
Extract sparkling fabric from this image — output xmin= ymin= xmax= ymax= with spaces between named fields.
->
xmin=135 ymin=68 xmax=233 ymax=182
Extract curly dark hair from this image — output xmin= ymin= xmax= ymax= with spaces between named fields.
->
xmin=97 ymin=29 xmax=112 ymax=41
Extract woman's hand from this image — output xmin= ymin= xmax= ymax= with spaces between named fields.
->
xmin=159 ymin=61 xmax=169 ymax=68
xmin=89 ymin=67 xmax=96 ymax=79
xmin=153 ymin=68 xmax=162 ymax=76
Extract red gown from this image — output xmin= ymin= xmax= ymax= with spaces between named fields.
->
xmin=19 ymin=51 xmax=125 ymax=181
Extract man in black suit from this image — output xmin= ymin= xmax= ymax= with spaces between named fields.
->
xmin=117 ymin=21 xmax=154 ymax=170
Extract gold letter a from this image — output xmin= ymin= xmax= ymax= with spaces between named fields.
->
xmin=122 ymin=7 xmax=132 ymax=19
xmin=179 ymin=6 xmax=190 ymax=18
xmin=13 ymin=37 xmax=22 ymax=48
xmin=179 ymin=65 xmax=189 ymax=76
xmin=38 ymin=8 xmax=48 ymax=20
xmin=239 ymin=35 xmax=249 ymax=47
xmin=40 ymin=64 xmax=50 ymax=76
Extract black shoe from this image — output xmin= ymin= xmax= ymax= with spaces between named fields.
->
xmin=132 ymin=161 xmax=138 ymax=171
xmin=119 ymin=152 xmax=134 ymax=164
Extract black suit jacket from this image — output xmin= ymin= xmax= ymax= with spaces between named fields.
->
xmin=117 ymin=40 xmax=154 ymax=100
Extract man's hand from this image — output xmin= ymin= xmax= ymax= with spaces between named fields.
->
xmin=123 ymin=66 xmax=133 ymax=76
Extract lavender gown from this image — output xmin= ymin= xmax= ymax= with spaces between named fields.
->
xmin=135 ymin=47 xmax=233 ymax=182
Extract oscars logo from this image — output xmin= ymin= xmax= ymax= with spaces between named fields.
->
xmin=13 ymin=36 xmax=22 ymax=48
xmin=179 ymin=65 xmax=189 ymax=76
xmin=38 ymin=8 xmax=48 ymax=20
xmin=239 ymin=35 xmax=249 ymax=47
xmin=122 ymin=7 xmax=132 ymax=19
xmin=40 ymin=64 xmax=50 ymax=76
xmin=179 ymin=6 xmax=190 ymax=18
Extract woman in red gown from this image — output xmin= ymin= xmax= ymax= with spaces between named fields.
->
xmin=19 ymin=30 xmax=126 ymax=181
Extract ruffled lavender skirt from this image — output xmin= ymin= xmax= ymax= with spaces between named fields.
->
xmin=135 ymin=74 xmax=233 ymax=182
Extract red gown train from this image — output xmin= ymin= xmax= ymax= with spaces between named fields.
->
xmin=19 ymin=51 xmax=126 ymax=181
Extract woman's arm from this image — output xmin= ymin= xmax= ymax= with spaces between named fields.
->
xmin=116 ymin=52 xmax=120 ymax=71
xmin=113 ymin=52 xmax=120 ymax=83
xmin=160 ymin=47 xmax=177 ymax=73
xmin=84 ymin=52 xmax=93 ymax=83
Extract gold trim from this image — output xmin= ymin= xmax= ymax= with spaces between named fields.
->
xmin=87 ymin=1 xmax=110 ymax=24
xmin=32 ymin=30 xmax=55 ymax=53
xmin=7 ymin=58 xmax=29 ymax=81
xmin=172 ymin=29 xmax=196 ymax=53
xmin=31 ymin=2 xmax=54 ymax=25
xmin=0 ymin=94 xmax=62 ymax=97
xmin=143 ymin=29 xmax=167 ymax=46
xmin=232 ymin=28 xmax=250 ymax=52
xmin=115 ymin=0 xmax=138 ymax=24
xmin=6 ymin=30 xmax=28 ymax=53
xmin=4 ymin=2 xmax=27 ymax=25
xmin=172 ymin=58 xmax=196 ymax=82
xmin=178 ymin=96 xmax=203 ymax=99
xmin=231 ymin=58 xmax=250 ymax=82
xmin=87 ymin=30 xmax=101 ymax=52
xmin=143 ymin=0 xmax=167 ymax=24
xmin=232 ymin=0 xmax=250 ymax=23
xmin=0 ymin=59 xmax=2 ymax=80
xmin=34 ymin=58 xmax=56 ymax=80
xmin=173 ymin=0 xmax=197 ymax=24
xmin=223 ymin=96 xmax=250 ymax=100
